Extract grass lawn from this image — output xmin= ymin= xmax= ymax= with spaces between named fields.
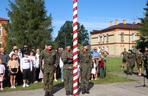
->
xmin=91 ymin=73 xmax=133 ymax=84
xmin=2 ymin=74 xmax=133 ymax=92
xmin=106 ymin=57 xmax=122 ymax=72
xmin=1 ymin=57 xmax=134 ymax=92
xmin=2 ymin=81 xmax=63 ymax=92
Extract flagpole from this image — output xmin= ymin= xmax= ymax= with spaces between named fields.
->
xmin=73 ymin=0 xmax=79 ymax=96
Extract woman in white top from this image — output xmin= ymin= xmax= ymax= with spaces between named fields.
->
xmin=35 ymin=49 xmax=40 ymax=82
xmin=29 ymin=51 xmax=36 ymax=83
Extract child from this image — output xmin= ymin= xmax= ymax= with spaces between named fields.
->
xmin=0 ymin=59 xmax=5 ymax=91
xmin=8 ymin=54 xmax=19 ymax=88
xmin=20 ymin=52 xmax=32 ymax=87
xmin=91 ymin=58 xmax=98 ymax=80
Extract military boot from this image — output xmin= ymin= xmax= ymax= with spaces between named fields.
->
xmin=82 ymin=88 xmax=85 ymax=94
xmin=44 ymin=91 xmax=49 ymax=96
xmin=69 ymin=91 xmax=73 ymax=95
xmin=48 ymin=91 xmax=53 ymax=96
xmin=66 ymin=91 xmax=70 ymax=96
xmin=85 ymin=88 xmax=90 ymax=94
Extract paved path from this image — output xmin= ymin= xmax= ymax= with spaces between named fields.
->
xmin=0 ymin=73 xmax=148 ymax=96
xmin=0 ymin=81 xmax=148 ymax=96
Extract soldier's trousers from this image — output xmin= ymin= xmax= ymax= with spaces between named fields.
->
xmin=64 ymin=69 xmax=73 ymax=93
xmin=81 ymin=64 xmax=91 ymax=89
xmin=127 ymin=63 xmax=135 ymax=74
xmin=144 ymin=64 xmax=148 ymax=78
xmin=43 ymin=67 xmax=54 ymax=92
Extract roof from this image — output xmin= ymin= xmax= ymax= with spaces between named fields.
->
xmin=91 ymin=23 xmax=141 ymax=34
xmin=0 ymin=17 xmax=9 ymax=21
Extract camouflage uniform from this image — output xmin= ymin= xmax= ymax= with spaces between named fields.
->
xmin=121 ymin=51 xmax=128 ymax=64
xmin=40 ymin=49 xmax=57 ymax=96
xmin=126 ymin=51 xmax=136 ymax=74
xmin=61 ymin=50 xmax=73 ymax=95
xmin=135 ymin=51 xmax=143 ymax=70
xmin=143 ymin=51 xmax=148 ymax=78
xmin=79 ymin=50 xmax=92 ymax=94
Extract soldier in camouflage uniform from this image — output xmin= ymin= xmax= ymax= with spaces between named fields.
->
xmin=40 ymin=44 xmax=57 ymax=96
xmin=79 ymin=46 xmax=92 ymax=94
xmin=61 ymin=45 xmax=73 ymax=96
xmin=135 ymin=49 xmax=143 ymax=76
xmin=143 ymin=47 xmax=148 ymax=79
xmin=121 ymin=48 xmax=128 ymax=70
xmin=126 ymin=50 xmax=136 ymax=75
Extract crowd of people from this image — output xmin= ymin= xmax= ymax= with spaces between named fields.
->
xmin=121 ymin=47 xmax=148 ymax=78
xmin=0 ymin=44 xmax=109 ymax=96
xmin=0 ymin=45 xmax=42 ymax=90
xmin=90 ymin=47 xmax=109 ymax=80
xmin=1 ymin=43 xmax=148 ymax=96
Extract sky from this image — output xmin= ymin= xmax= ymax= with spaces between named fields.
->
xmin=0 ymin=0 xmax=147 ymax=38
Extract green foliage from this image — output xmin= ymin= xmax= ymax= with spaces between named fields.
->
xmin=55 ymin=21 xmax=89 ymax=48
xmin=6 ymin=0 xmax=52 ymax=50
xmin=136 ymin=36 xmax=148 ymax=52
xmin=139 ymin=1 xmax=148 ymax=36
xmin=136 ymin=1 xmax=148 ymax=52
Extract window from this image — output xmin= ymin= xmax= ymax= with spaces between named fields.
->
xmin=98 ymin=35 xmax=100 ymax=43
xmin=0 ymin=26 xmax=2 ymax=36
xmin=100 ymin=35 xmax=103 ymax=43
xmin=121 ymin=32 xmax=124 ymax=43
xmin=131 ymin=33 xmax=135 ymax=41
xmin=106 ymin=34 xmax=109 ymax=43
xmin=103 ymin=35 xmax=106 ymax=44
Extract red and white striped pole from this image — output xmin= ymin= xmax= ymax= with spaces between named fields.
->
xmin=73 ymin=0 xmax=79 ymax=96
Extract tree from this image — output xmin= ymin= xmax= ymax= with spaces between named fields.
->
xmin=137 ymin=1 xmax=148 ymax=52
xmin=140 ymin=1 xmax=148 ymax=36
xmin=55 ymin=21 xmax=89 ymax=48
xmin=6 ymin=0 xmax=52 ymax=51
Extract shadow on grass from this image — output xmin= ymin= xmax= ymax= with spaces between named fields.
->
xmin=78 ymin=82 xmax=94 ymax=95
xmin=53 ymin=81 xmax=64 ymax=94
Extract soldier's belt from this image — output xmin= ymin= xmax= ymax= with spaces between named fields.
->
xmin=65 ymin=63 xmax=73 ymax=65
xmin=64 ymin=65 xmax=73 ymax=70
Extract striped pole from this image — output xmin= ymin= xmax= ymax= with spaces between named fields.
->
xmin=73 ymin=0 xmax=79 ymax=96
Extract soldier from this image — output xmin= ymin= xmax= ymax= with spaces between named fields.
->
xmin=79 ymin=46 xmax=92 ymax=94
xmin=40 ymin=44 xmax=57 ymax=96
xmin=143 ymin=47 xmax=148 ymax=79
xmin=121 ymin=48 xmax=128 ymax=70
xmin=135 ymin=49 xmax=143 ymax=76
xmin=61 ymin=44 xmax=73 ymax=96
xmin=126 ymin=50 xmax=136 ymax=75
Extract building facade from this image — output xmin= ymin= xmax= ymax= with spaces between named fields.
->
xmin=90 ymin=20 xmax=140 ymax=56
xmin=0 ymin=17 xmax=9 ymax=48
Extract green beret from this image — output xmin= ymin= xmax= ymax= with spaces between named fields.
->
xmin=65 ymin=42 xmax=71 ymax=47
xmin=46 ymin=41 xmax=53 ymax=46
